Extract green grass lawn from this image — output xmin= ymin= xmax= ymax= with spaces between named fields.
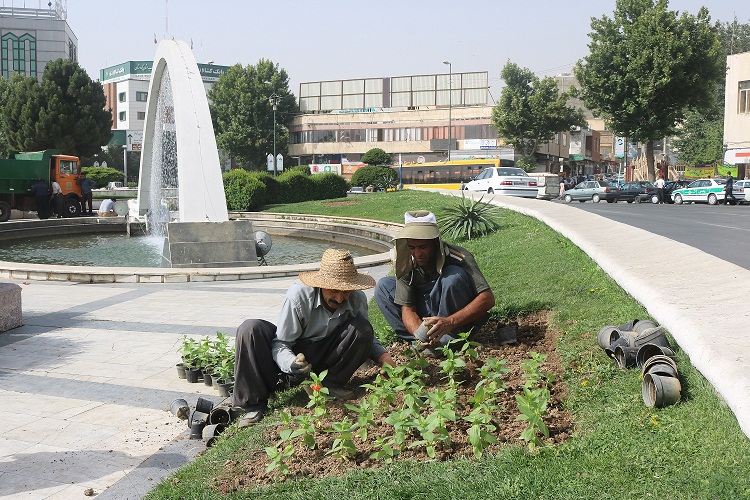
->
xmin=147 ymin=190 xmax=750 ymax=499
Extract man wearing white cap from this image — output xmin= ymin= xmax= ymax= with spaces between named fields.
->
xmin=233 ymin=248 xmax=394 ymax=426
xmin=375 ymin=211 xmax=495 ymax=351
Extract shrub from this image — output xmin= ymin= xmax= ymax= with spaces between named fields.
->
xmin=438 ymin=193 xmax=502 ymax=241
xmin=81 ymin=166 xmax=123 ymax=188
xmin=361 ymin=147 xmax=391 ymax=165
xmin=286 ymin=164 xmax=311 ymax=176
xmin=351 ymin=165 xmax=397 ymax=190
xmin=277 ymin=171 xmax=314 ymax=204
xmin=252 ymin=173 xmax=281 ymax=205
xmin=222 ymin=168 xmax=266 ymax=211
xmin=310 ymin=173 xmax=348 ymax=200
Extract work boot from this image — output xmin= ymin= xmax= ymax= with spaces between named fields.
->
xmin=236 ymin=408 xmax=265 ymax=428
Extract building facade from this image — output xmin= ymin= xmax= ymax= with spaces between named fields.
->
xmin=724 ymin=51 xmax=750 ymax=172
xmin=0 ymin=2 xmax=77 ymax=83
xmin=99 ymin=60 xmax=229 ymax=149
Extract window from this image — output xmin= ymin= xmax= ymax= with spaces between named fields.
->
xmin=137 ymin=111 xmax=146 ymax=120
xmin=136 ymin=91 xmax=148 ymax=102
xmin=119 ymin=111 xmax=126 ymax=121
xmin=118 ymin=92 xmax=126 ymax=102
xmin=739 ymin=81 xmax=750 ymax=114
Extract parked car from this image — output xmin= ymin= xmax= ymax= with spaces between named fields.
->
xmin=732 ymin=179 xmax=749 ymax=202
xmin=562 ymin=180 xmax=620 ymax=203
xmin=618 ymin=181 xmax=658 ymax=203
xmin=671 ymin=178 xmax=736 ymax=205
xmin=347 ymin=186 xmax=366 ymax=194
xmin=464 ymin=167 xmax=538 ymax=198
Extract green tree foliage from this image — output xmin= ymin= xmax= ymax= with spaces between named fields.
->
xmin=222 ymin=169 xmax=266 ymax=211
xmin=716 ymin=16 xmax=750 ymax=55
xmin=361 ymin=147 xmax=391 ymax=165
xmin=275 ymin=171 xmax=314 ymax=204
xmin=208 ymin=59 xmax=296 ymax=170
xmin=1 ymin=59 xmax=112 ymax=158
xmin=574 ymin=0 xmax=724 ymax=180
xmin=310 ymin=173 xmax=348 ymax=200
xmin=351 ymin=165 xmax=398 ymax=190
xmin=81 ymin=166 xmax=124 ymax=188
xmin=491 ymin=62 xmax=586 ymax=172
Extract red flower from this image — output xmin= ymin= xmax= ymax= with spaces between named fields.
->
xmin=311 ymin=384 xmax=321 ymax=392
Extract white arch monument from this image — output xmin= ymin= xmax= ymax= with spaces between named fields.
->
xmin=136 ymin=40 xmax=256 ymax=268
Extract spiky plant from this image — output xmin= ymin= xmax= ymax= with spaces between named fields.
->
xmin=438 ymin=193 xmax=502 ymax=241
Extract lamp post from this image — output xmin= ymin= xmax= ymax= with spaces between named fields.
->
xmin=443 ymin=61 xmax=452 ymax=161
xmin=122 ymin=145 xmax=128 ymax=186
xmin=269 ymin=93 xmax=281 ymax=176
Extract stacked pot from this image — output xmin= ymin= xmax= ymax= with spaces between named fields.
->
xmin=596 ymin=319 xmax=681 ymax=408
xmin=170 ymin=396 xmax=244 ymax=447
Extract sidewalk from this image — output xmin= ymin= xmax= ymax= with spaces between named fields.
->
xmin=1 ymin=194 xmax=748 ymax=498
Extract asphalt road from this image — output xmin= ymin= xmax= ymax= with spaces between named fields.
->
xmin=552 ymin=198 xmax=750 ymax=270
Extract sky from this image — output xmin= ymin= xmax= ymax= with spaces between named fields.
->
xmin=22 ymin=0 xmax=750 ymax=101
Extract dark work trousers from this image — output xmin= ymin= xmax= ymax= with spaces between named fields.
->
xmin=374 ymin=264 xmax=488 ymax=343
xmin=656 ymin=188 xmax=664 ymax=204
xmin=724 ymin=188 xmax=737 ymax=205
xmin=82 ymin=192 xmax=93 ymax=214
xmin=232 ymin=316 xmax=374 ymax=410
xmin=35 ymin=196 xmax=51 ymax=219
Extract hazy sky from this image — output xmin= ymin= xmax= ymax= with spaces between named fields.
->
xmin=46 ymin=0 xmax=749 ymax=100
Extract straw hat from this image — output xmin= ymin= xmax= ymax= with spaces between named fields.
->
xmin=393 ymin=211 xmax=446 ymax=279
xmin=299 ymin=249 xmax=375 ymax=290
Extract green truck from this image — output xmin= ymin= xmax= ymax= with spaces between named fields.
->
xmin=0 ymin=149 xmax=83 ymax=221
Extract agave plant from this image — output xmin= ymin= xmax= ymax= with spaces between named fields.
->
xmin=438 ymin=193 xmax=502 ymax=241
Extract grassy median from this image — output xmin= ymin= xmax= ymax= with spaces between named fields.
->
xmin=147 ymin=190 xmax=750 ymax=499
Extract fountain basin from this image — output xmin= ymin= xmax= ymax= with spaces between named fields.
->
xmin=0 ymin=213 xmax=398 ymax=283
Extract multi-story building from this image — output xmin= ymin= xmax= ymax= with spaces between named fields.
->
xmin=0 ymin=2 xmax=77 ymax=83
xmin=100 ymin=60 xmax=230 ymax=150
xmin=724 ymin=50 xmax=750 ymax=178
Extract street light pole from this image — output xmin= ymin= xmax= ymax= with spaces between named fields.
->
xmin=122 ymin=145 xmax=128 ymax=186
xmin=443 ymin=61 xmax=452 ymax=161
xmin=269 ymin=93 xmax=280 ymax=176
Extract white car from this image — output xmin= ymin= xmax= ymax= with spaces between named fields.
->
xmin=732 ymin=179 xmax=748 ymax=202
xmin=464 ymin=167 xmax=538 ymax=198
xmin=671 ymin=178 xmax=742 ymax=205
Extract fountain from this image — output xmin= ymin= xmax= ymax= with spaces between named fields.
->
xmin=136 ymin=39 xmax=257 ymax=268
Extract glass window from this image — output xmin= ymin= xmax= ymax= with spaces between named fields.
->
xmin=137 ymin=111 xmax=146 ymax=120
xmin=136 ymin=91 xmax=148 ymax=102
xmin=119 ymin=111 xmax=126 ymax=121
xmin=118 ymin=92 xmax=126 ymax=102
xmin=739 ymin=81 xmax=750 ymax=114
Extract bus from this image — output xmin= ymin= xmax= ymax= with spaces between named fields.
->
xmin=393 ymin=159 xmax=516 ymax=190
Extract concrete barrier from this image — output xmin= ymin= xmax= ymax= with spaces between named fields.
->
xmin=0 ymin=282 xmax=22 ymax=331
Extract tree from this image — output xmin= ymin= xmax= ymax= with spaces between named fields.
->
xmin=491 ymin=62 xmax=586 ymax=172
xmin=673 ymin=17 xmax=750 ymax=166
xmin=209 ymin=59 xmax=296 ymax=169
xmin=1 ymin=59 xmax=112 ymax=158
xmin=80 ymin=166 xmax=124 ymax=188
xmin=360 ymin=147 xmax=390 ymax=165
xmin=350 ymin=165 xmax=397 ymax=190
xmin=574 ymin=0 xmax=724 ymax=180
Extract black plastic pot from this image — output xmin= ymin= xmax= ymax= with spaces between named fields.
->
xmin=185 ymin=367 xmax=201 ymax=383
xmin=208 ymin=407 xmax=231 ymax=425
xmin=202 ymin=369 xmax=214 ymax=387
xmin=614 ymin=345 xmax=639 ymax=369
xmin=642 ymin=372 xmax=681 ymax=408
xmin=190 ymin=418 xmax=206 ymax=439
xmin=175 ymin=363 xmax=186 ymax=379
xmin=604 ymin=336 xmax=630 ymax=359
xmin=636 ymin=344 xmax=676 ymax=369
xmin=170 ymin=398 xmax=190 ymax=420
xmin=597 ymin=325 xmax=619 ymax=349
xmin=195 ymin=396 xmax=214 ymax=414
xmin=217 ymin=382 xmax=233 ymax=398
xmin=202 ymin=423 xmax=226 ymax=447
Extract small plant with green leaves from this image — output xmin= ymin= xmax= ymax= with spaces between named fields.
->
xmin=516 ymin=352 xmax=552 ymax=450
xmin=325 ymin=417 xmax=357 ymax=460
xmin=438 ymin=346 xmax=466 ymax=387
xmin=264 ymin=431 xmax=295 ymax=477
xmin=463 ymin=406 xmax=499 ymax=458
xmin=369 ymin=436 xmax=400 ymax=463
xmin=345 ymin=395 xmax=377 ymax=441
xmin=178 ymin=336 xmax=200 ymax=368
xmin=438 ymin=192 xmax=502 ymax=241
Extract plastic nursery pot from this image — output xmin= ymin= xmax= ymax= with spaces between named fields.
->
xmin=195 ymin=396 xmax=214 ymax=414
xmin=634 ymin=326 xmax=670 ymax=348
xmin=597 ymin=325 xmax=620 ymax=349
xmin=613 ymin=345 xmax=639 ymax=369
xmin=169 ymin=398 xmax=190 ymax=420
xmin=185 ymin=367 xmax=201 ymax=383
xmin=189 ymin=418 xmax=206 ymax=439
xmin=211 ymin=373 xmax=221 ymax=388
xmin=187 ymin=409 xmax=207 ymax=429
xmin=497 ymin=322 xmax=518 ymax=345
xmin=642 ymin=354 xmax=678 ymax=375
xmin=642 ymin=372 xmax=681 ymax=408
xmin=617 ymin=319 xmax=640 ymax=331
xmin=632 ymin=319 xmax=658 ymax=335
xmin=202 ymin=369 xmax=214 ymax=387
xmin=636 ymin=344 xmax=676 ymax=370
xmin=604 ymin=336 xmax=631 ymax=359
xmin=208 ymin=407 xmax=231 ymax=425
xmin=175 ymin=363 xmax=187 ymax=380
xmin=202 ymin=423 xmax=227 ymax=447
xmin=229 ymin=406 xmax=246 ymax=422
xmin=645 ymin=361 xmax=678 ymax=378
xmin=216 ymin=382 xmax=233 ymax=398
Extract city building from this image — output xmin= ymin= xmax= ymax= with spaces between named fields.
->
xmin=724 ymin=50 xmax=750 ymax=178
xmin=99 ymin=60 xmax=230 ymax=150
xmin=0 ymin=2 xmax=77 ymax=83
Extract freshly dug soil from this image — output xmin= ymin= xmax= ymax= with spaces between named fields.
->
xmin=214 ymin=311 xmax=573 ymax=492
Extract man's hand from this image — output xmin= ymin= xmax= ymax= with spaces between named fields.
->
xmin=422 ymin=316 xmax=456 ymax=343
xmin=289 ymin=352 xmax=312 ymax=376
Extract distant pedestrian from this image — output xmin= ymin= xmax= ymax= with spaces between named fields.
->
xmin=97 ymin=197 xmax=117 ymax=216
xmin=724 ymin=174 xmax=737 ymax=205
xmin=558 ymin=176 xmax=566 ymax=199
xmin=77 ymin=172 xmax=96 ymax=215
xmin=654 ymin=174 xmax=666 ymax=204
xmin=51 ymin=179 xmax=63 ymax=217
xmin=30 ymin=179 xmax=50 ymax=219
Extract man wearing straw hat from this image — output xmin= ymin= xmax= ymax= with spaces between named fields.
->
xmin=374 ymin=211 xmax=495 ymax=353
xmin=233 ymin=248 xmax=394 ymax=426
